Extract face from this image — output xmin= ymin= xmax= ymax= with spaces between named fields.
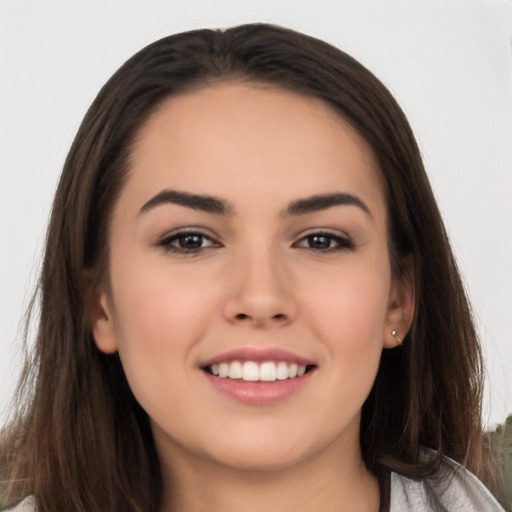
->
xmin=91 ymin=83 xmax=413 ymax=473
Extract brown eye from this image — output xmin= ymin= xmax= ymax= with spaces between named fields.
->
xmin=158 ymin=231 xmax=218 ymax=253
xmin=176 ymin=233 xmax=205 ymax=250
xmin=305 ymin=234 xmax=334 ymax=250
xmin=295 ymin=232 xmax=354 ymax=252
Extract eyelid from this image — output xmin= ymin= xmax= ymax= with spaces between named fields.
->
xmin=292 ymin=228 xmax=355 ymax=251
xmin=292 ymin=227 xmax=351 ymax=242
xmin=158 ymin=226 xmax=211 ymax=239
xmin=157 ymin=227 xmax=222 ymax=253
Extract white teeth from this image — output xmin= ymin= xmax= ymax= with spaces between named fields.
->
xmin=276 ymin=362 xmax=288 ymax=380
xmin=228 ymin=361 xmax=243 ymax=379
xmin=242 ymin=361 xmax=260 ymax=381
xmin=210 ymin=360 xmax=310 ymax=381
xmin=218 ymin=363 xmax=229 ymax=378
xmin=259 ymin=362 xmax=277 ymax=381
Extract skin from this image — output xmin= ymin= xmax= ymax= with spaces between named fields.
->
xmin=91 ymin=83 xmax=414 ymax=512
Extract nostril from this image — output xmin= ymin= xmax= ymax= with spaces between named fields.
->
xmin=235 ymin=313 xmax=286 ymax=321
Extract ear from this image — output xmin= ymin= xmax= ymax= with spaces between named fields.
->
xmin=383 ymin=257 xmax=415 ymax=349
xmin=83 ymin=271 xmax=119 ymax=354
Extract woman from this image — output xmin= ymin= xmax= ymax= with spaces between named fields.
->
xmin=0 ymin=24 xmax=504 ymax=512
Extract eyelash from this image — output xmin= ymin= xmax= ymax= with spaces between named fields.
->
xmin=292 ymin=231 xmax=355 ymax=252
xmin=157 ymin=230 xmax=220 ymax=254
xmin=157 ymin=230 xmax=354 ymax=254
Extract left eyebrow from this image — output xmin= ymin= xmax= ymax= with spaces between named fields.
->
xmin=139 ymin=189 xmax=235 ymax=216
xmin=283 ymin=193 xmax=372 ymax=218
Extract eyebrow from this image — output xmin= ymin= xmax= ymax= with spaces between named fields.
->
xmin=139 ymin=189 xmax=371 ymax=219
xmin=283 ymin=193 xmax=372 ymax=218
xmin=139 ymin=189 xmax=235 ymax=216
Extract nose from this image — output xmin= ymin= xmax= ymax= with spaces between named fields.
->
xmin=222 ymin=245 xmax=298 ymax=328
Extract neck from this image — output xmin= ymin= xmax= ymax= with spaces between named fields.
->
xmin=157 ymin=433 xmax=380 ymax=512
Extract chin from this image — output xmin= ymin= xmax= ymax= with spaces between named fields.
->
xmin=196 ymin=426 xmax=326 ymax=473
xmin=209 ymin=445 xmax=308 ymax=473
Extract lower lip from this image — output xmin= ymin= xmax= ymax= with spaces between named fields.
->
xmin=202 ymin=370 xmax=314 ymax=405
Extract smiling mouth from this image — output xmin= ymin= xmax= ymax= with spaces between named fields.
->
xmin=202 ymin=361 xmax=316 ymax=382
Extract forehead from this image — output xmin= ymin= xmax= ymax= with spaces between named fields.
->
xmin=125 ymin=82 xmax=385 ymax=216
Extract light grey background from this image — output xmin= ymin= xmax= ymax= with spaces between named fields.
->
xmin=1 ymin=0 xmax=511 ymax=427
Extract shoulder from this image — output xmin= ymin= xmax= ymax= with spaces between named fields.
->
xmin=3 ymin=496 xmax=37 ymax=512
xmin=390 ymin=456 xmax=504 ymax=512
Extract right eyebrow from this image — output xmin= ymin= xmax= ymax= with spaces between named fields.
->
xmin=283 ymin=192 xmax=372 ymax=219
xmin=139 ymin=189 xmax=235 ymax=216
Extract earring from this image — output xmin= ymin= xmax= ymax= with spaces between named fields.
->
xmin=391 ymin=329 xmax=403 ymax=346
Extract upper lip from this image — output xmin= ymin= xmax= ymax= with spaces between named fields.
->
xmin=199 ymin=347 xmax=316 ymax=368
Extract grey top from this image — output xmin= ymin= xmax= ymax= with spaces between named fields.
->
xmin=6 ymin=461 xmax=505 ymax=512
xmin=390 ymin=459 xmax=505 ymax=511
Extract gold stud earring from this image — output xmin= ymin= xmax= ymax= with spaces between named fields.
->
xmin=391 ymin=329 xmax=403 ymax=346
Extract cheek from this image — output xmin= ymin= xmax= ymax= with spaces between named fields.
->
xmin=303 ymin=261 xmax=391 ymax=342
xmin=111 ymin=253 xmax=217 ymax=336
xmin=106 ymin=255 xmax=219 ymax=395
xmin=299 ymin=259 xmax=391 ymax=393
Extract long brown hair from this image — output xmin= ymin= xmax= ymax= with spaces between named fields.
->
xmin=0 ymin=24 xmax=494 ymax=511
